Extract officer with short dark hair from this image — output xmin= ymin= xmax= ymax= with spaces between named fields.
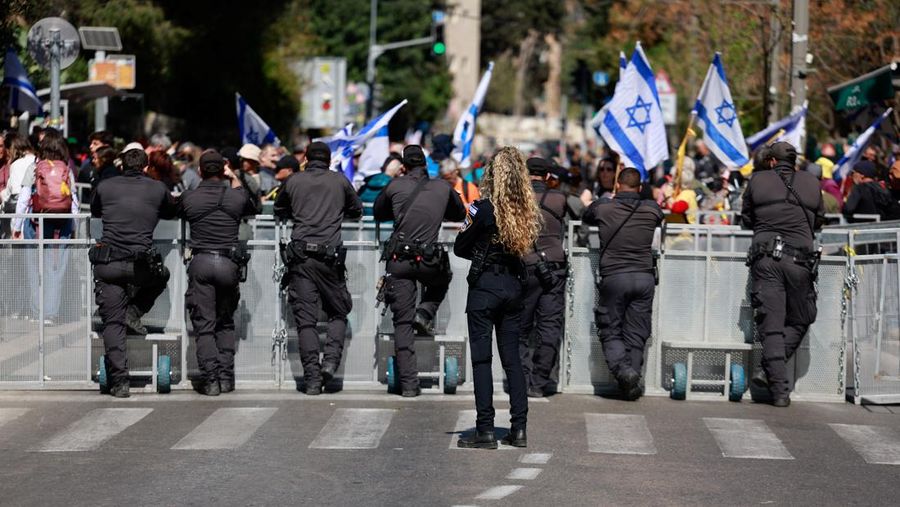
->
xmin=90 ymin=148 xmax=177 ymax=398
xmin=177 ymin=150 xmax=258 ymax=396
xmin=274 ymin=141 xmax=363 ymax=395
xmin=742 ymin=142 xmax=824 ymax=407
xmin=582 ymin=167 xmax=663 ymax=401
xmin=519 ymin=157 xmax=576 ymax=397
xmin=373 ymin=145 xmax=466 ymax=397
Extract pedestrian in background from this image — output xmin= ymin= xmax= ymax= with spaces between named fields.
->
xmin=146 ymin=150 xmax=183 ymax=194
xmin=440 ymin=157 xmax=480 ymax=211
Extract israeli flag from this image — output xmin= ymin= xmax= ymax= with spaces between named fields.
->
xmin=597 ymin=43 xmax=669 ymax=177
xmin=746 ymin=101 xmax=807 ymax=152
xmin=591 ymin=51 xmax=627 ymax=136
xmin=235 ymin=93 xmax=281 ymax=146
xmin=358 ymin=125 xmax=389 ymax=181
xmin=452 ymin=61 xmax=494 ymax=168
xmin=693 ymin=53 xmax=749 ymax=167
xmin=3 ymin=48 xmax=41 ymax=115
xmin=834 ymin=108 xmax=893 ymax=182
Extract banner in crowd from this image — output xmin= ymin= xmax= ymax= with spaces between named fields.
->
xmin=452 ymin=61 xmax=494 ymax=169
xmin=746 ymin=101 xmax=808 ymax=152
xmin=3 ymin=48 xmax=41 ymax=115
xmin=235 ymin=93 xmax=281 ymax=147
xmin=693 ymin=53 xmax=749 ymax=167
xmin=834 ymin=107 xmax=894 ymax=181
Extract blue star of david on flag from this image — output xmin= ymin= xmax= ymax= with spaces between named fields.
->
xmin=625 ymin=96 xmax=653 ymax=133
xmin=715 ymin=100 xmax=737 ymax=128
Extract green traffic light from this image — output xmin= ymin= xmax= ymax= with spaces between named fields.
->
xmin=433 ymin=42 xmax=446 ymax=55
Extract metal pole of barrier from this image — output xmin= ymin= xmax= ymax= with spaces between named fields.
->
xmin=38 ymin=216 xmax=45 ymax=384
xmin=849 ymin=231 xmax=860 ymax=403
xmin=180 ymin=219 xmax=189 ymax=388
xmin=84 ymin=217 xmax=92 ymax=382
xmin=874 ymin=258 xmax=887 ymax=375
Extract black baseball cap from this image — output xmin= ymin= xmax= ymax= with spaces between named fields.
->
xmin=769 ymin=142 xmax=797 ymax=165
xmin=276 ymin=154 xmax=300 ymax=172
xmin=526 ymin=157 xmax=552 ymax=176
xmin=402 ymin=145 xmax=427 ymax=168
xmin=199 ymin=150 xmax=225 ymax=173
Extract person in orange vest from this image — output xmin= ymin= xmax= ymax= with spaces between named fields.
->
xmin=439 ymin=158 xmax=480 ymax=211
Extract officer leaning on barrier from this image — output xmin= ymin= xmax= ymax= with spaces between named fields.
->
xmin=742 ymin=142 xmax=825 ymax=408
xmin=90 ymin=147 xmax=177 ymax=398
xmin=454 ymin=147 xmax=540 ymax=449
xmin=582 ymin=168 xmax=663 ymax=401
xmin=176 ymin=150 xmax=258 ymax=396
xmin=519 ymin=157 xmax=577 ymax=398
xmin=274 ymin=141 xmax=363 ymax=395
xmin=373 ymin=145 xmax=466 ymax=397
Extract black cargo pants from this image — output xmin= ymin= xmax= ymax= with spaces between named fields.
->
xmin=518 ymin=264 xmax=567 ymax=391
xmin=595 ymin=272 xmax=655 ymax=378
xmin=186 ymin=253 xmax=241 ymax=383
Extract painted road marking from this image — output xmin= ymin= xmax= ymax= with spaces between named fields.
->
xmin=0 ymin=408 xmax=29 ymax=429
xmin=475 ymin=485 xmax=522 ymax=500
xmin=172 ymin=407 xmax=277 ymax=450
xmin=830 ymin=423 xmax=900 ymax=465
xmin=450 ymin=409 xmax=518 ymax=450
xmin=35 ymin=408 xmax=152 ymax=452
xmin=309 ymin=408 xmax=396 ymax=449
xmin=506 ymin=468 xmax=542 ymax=480
xmin=520 ymin=452 xmax=552 ymax=464
xmin=703 ymin=418 xmax=793 ymax=460
xmin=585 ymin=413 xmax=657 ymax=455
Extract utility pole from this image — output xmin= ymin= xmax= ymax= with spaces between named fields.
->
xmin=767 ymin=0 xmax=782 ymax=123
xmin=94 ymin=50 xmax=107 ymax=131
xmin=789 ymin=0 xmax=808 ymax=112
xmin=49 ymin=29 xmax=61 ymax=123
xmin=365 ymin=0 xmax=377 ymax=120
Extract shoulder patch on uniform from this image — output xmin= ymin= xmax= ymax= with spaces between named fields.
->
xmin=468 ymin=202 xmax=479 ymax=216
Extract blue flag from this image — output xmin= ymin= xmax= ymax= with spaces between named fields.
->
xmin=452 ymin=62 xmax=494 ymax=168
xmin=235 ymin=93 xmax=280 ymax=146
xmin=746 ymin=102 xmax=807 ymax=152
xmin=693 ymin=53 xmax=749 ymax=167
xmin=597 ymin=43 xmax=669 ymax=178
xmin=834 ymin=108 xmax=893 ymax=182
xmin=3 ymin=48 xmax=41 ymax=115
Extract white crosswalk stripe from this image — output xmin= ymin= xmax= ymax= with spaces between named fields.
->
xmin=475 ymin=485 xmax=522 ymax=500
xmin=703 ymin=418 xmax=793 ymax=460
xmin=830 ymin=423 xmax=900 ymax=465
xmin=585 ymin=413 xmax=657 ymax=455
xmin=450 ymin=409 xmax=519 ymax=450
xmin=172 ymin=407 xmax=277 ymax=450
xmin=309 ymin=408 xmax=395 ymax=449
xmin=35 ymin=408 xmax=153 ymax=452
xmin=0 ymin=408 xmax=29 ymax=429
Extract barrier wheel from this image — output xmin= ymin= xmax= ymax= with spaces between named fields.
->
xmin=386 ymin=356 xmax=398 ymax=394
xmin=98 ymin=355 xmax=108 ymax=394
xmin=671 ymin=362 xmax=687 ymax=400
xmin=157 ymin=355 xmax=172 ymax=394
xmin=444 ymin=356 xmax=459 ymax=395
xmin=729 ymin=364 xmax=746 ymax=402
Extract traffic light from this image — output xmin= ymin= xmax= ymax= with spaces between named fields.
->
xmin=432 ymin=10 xmax=446 ymax=56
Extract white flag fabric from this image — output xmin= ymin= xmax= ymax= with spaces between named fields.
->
xmin=452 ymin=61 xmax=494 ymax=168
xmin=746 ymin=101 xmax=808 ymax=152
xmin=357 ymin=125 xmax=390 ymax=180
xmin=834 ymin=108 xmax=893 ymax=182
xmin=314 ymin=100 xmax=407 ymax=180
xmin=3 ymin=48 xmax=41 ymax=115
xmin=596 ymin=43 xmax=669 ymax=177
xmin=693 ymin=53 xmax=748 ymax=167
xmin=235 ymin=93 xmax=281 ymax=146
xmin=591 ymin=51 xmax=627 ymax=136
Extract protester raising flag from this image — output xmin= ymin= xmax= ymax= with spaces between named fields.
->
xmin=746 ymin=102 xmax=808 ymax=152
xmin=3 ymin=48 xmax=41 ymax=115
xmin=693 ymin=53 xmax=749 ymax=167
xmin=596 ymin=42 xmax=669 ymax=178
xmin=452 ymin=61 xmax=494 ymax=168
xmin=235 ymin=93 xmax=281 ymax=146
xmin=834 ymin=108 xmax=894 ymax=182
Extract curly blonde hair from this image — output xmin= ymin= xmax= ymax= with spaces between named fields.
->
xmin=480 ymin=147 xmax=542 ymax=257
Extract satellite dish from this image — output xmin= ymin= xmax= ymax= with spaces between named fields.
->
xmin=27 ymin=17 xmax=81 ymax=69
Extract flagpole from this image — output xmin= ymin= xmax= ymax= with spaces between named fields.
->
xmin=673 ymin=113 xmax=697 ymax=196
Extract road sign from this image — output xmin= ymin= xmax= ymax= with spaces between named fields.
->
xmin=293 ymin=57 xmax=347 ymax=129
xmin=27 ymin=17 xmax=80 ymax=69
xmin=656 ymin=69 xmax=677 ymax=125
xmin=593 ymin=71 xmax=609 ymax=87
xmin=90 ymin=54 xmax=136 ymax=89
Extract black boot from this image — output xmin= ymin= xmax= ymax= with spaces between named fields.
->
xmin=617 ymin=368 xmax=641 ymax=400
xmin=110 ymin=379 xmax=130 ymax=398
xmin=401 ymin=386 xmax=421 ymax=398
xmin=412 ymin=311 xmax=434 ymax=336
xmin=457 ymin=430 xmax=498 ymax=449
xmin=125 ymin=306 xmax=147 ymax=336
xmin=772 ymin=396 xmax=791 ymax=408
xmin=305 ymin=381 xmax=322 ymax=396
xmin=218 ymin=378 xmax=235 ymax=393
xmin=526 ymin=386 xmax=545 ymax=398
xmin=501 ymin=428 xmax=527 ymax=448
xmin=321 ymin=361 xmax=337 ymax=384
xmin=751 ymin=368 xmax=769 ymax=389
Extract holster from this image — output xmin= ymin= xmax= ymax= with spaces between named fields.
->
xmin=134 ymin=248 xmax=167 ymax=278
xmin=88 ymin=243 xmax=133 ymax=265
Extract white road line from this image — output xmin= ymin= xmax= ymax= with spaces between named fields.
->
xmin=171 ymin=407 xmax=277 ymax=450
xmin=450 ymin=409 xmax=518 ymax=450
xmin=35 ymin=408 xmax=153 ymax=452
xmin=0 ymin=392 xmax=550 ymax=403
xmin=309 ymin=408 xmax=395 ymax=449
xmin=703 ymin=418 xmax=793 ymax=460
xmin=520 ymin=452 xmax=552 ymax=464
xmin=0 ymin=408 xmax=29 ymax=429
xmin=830 ymin=423 xmax=900 ymax=465
xmin=475 ymin=485 xmax=522 ymax=500
xmin=585 ymin=413 xmax=657 ymax=455
xmin=506 ymin=468 xmax=542 ymax=480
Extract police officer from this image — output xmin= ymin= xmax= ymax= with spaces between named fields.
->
xmin=177 ymin=150 xmax=258 ymax=396
xmin=454 ymin=147 xmax=539 ymax=449
xmin=373 ymin=145 xmax=466 ymax=397
xmin=274 ymin=142 xmax=363 ymax=395
xmin=742 ymin=142 xmax=824 ymax=407
xmin=582 ymin=168 xmax=663 ymax=401
xmin=519 ymin=157 xmax=576 ymax=397
xmin=90 ymin=147 xmax=177 ymax=398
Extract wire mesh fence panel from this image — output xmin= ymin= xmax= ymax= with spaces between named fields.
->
xmin=0 ymin=243 xmax=42 ymax=382
xmin=852 ymin=256 xmax=900 ymax=400
xmin=563 ymin=249 xmax=615 ymax=392
xmin=42 ymin=243 xmax=92 ymax=382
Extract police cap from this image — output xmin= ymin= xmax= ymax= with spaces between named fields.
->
xmin=526 ymin=157 xmax=552 ymax=176
xmin=276 ymin=154 xmax=300 ymax=172
xmin=769 ymin=142 xmax=797 ymax=165
xmin=306 ymin=141 xmax=331 ymax=164
xmin=402 ymin=145 xmax=427 ymax=168
xmin=199 ymin=150 xmax=225 ymax=174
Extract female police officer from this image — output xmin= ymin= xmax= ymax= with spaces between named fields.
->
xmin=454 ymin=147 xmax=541 ymax=449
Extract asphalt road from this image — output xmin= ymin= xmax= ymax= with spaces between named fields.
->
xmin=0 ymin=390 xmax=898 ymax=506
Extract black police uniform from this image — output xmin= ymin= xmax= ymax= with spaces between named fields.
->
xmin=454 ymin=199 xmax=528 ymax=443
xmin=582 ymin=191 xmax=663 ymax=399
xmin=741 ymin=145 xmax=824 ymax=403
xmin=519 ymin=172 xmax=576 ymax=396
xmin=373 ymin=160 xmax=466 ymax=395
xmin=90 ymin=165 xmax=177 ymax=394
xmin=274 ymin=157 xmax=363 ymax=393
xmin=177 ymin=168 xmax=258 ymax=394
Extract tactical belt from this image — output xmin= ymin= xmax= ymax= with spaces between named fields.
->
xmin=282 ymin=240 xmax=346 ymax=266
xmin=384 ymin=239 xmax=445 ymax=262
xmin=89 ymin=243 xmax=143 ymax=264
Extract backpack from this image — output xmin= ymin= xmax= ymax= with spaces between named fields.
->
xmin=31 ymin=160 xmax=73 ymax=213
